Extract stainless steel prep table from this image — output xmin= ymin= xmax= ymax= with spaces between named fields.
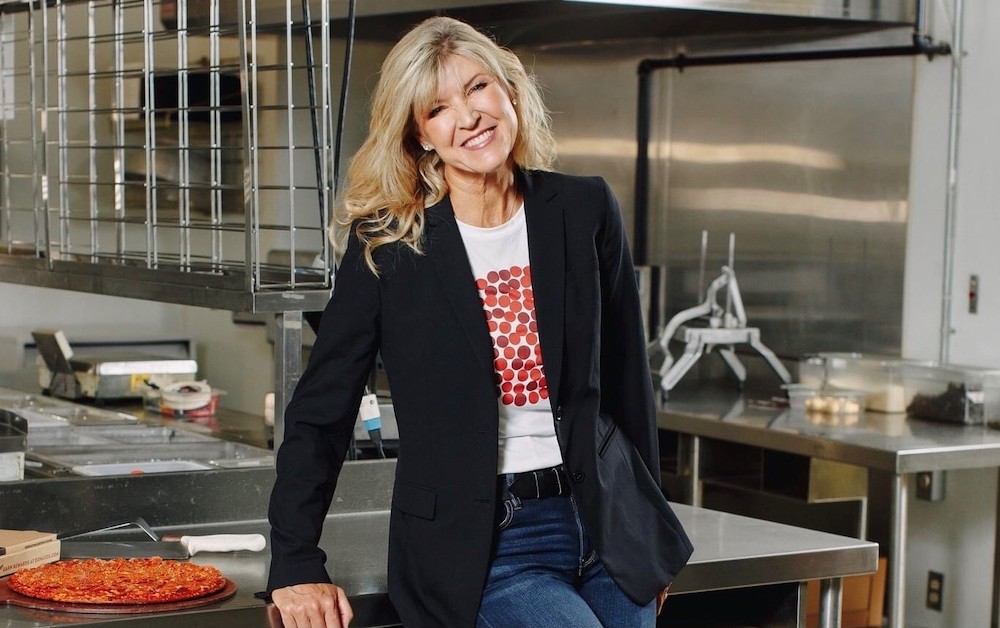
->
xmin=0 ymin=501 xmax=876 ymax=628
xmin=660 ymin=390 xmax=1000 ymax=628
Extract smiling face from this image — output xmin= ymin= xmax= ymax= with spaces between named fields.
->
xmin=415 ymin=54 xmax=518 ymax=186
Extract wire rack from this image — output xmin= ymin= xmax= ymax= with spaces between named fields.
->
xmin=0 ymin=0 xmax=336 ymax=312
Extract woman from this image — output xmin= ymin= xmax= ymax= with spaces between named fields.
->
xmin=267 ymin=16 xmax=692 ymax=628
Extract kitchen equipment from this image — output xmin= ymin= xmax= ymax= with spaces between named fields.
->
xmin=59 ymin=518 xmax=266 ymax=559
xmin=70 ymin=460 xmax=215 ymax=476
xmin=657 ymin=233 xmax=791 ymax=395
xmin=32 ymin=330 xmax=198 ymax=401
xmin=59 ymin=518 xmax=189 ymax=559
xmin=18 ymin=405 xmax=139 ymax=427
xmin=0 ymin=411 xmax=27 ymax=482
xmin=26 ymin=440 xmax=274 ymax=476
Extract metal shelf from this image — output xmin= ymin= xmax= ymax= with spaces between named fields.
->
xmin=0 ymin=0 xmax=336 ymax=314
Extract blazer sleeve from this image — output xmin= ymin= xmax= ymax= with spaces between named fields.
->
xmin=267 ymin=227 xmax=381 ymax=592
xmin=596 ymin=179 xmax=661 ymax=486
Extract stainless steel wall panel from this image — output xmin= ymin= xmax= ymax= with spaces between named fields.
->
xmin=648 ymin=46 xmax=912 ymax=357
xmin=518 ymin=30 xmax=911 ymax=360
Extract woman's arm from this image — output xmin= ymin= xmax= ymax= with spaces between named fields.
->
xmin=267 ymin=227 xmax=382 ymax=592
xmin=595 ymin=179 xmax=661 ymax=484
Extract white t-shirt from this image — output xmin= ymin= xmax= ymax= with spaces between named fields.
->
xmin=456 ymin=205 xmax=563 ymax=474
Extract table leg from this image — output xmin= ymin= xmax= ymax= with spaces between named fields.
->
xmin=992 ymin=468 xmax=1000 ymax=628
xmin=272 ymin=310 xmax=303 ymax=449
xmin=678 ymin=434 xmax=702 ymax=506
xmin=818 ymin=578 xmax=843 ymax=628
xmin=887 ymin=473 xmax=908 ymax=628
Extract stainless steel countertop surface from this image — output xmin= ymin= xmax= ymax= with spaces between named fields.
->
xmin=660 ymin=389 xmax=1000 ymax=474
xmin=0 ymin=501 xmax=876 ymax=627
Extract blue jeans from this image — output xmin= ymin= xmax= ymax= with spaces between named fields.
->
xmin=476 ymin=477 xmax=656 ymax=628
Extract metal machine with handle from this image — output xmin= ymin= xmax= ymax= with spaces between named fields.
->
xmin=657 ymin=234 xmax=791 ymax=396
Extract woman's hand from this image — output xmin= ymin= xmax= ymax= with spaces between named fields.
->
xmin=656 ymin=583 xmax=671 ymax=616
xmin=271 ymin=583 xmax=354 ymax=628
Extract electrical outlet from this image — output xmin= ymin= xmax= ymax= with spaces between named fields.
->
xmin=927 ymin=571 xmax=944 ymax=611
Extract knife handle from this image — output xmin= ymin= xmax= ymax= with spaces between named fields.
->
xmin=170 ymin=534 xmax=267 ymax=555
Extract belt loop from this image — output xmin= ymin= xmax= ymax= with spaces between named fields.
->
xmin=534 ymin=471 xmax=541 ymax=499
xmin=555 ymin=467 xmax=563 ymax=495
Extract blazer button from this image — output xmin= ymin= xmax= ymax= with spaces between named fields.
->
xmin=572 ymin=471 xmax=585 ymax=483
xmin=555 ymin=405 xmax=563 ymax=421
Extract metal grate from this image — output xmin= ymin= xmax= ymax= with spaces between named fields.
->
xmin=0 ymin=0 xmax=335 ymax=312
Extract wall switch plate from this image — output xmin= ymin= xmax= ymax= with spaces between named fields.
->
xmin=970 ymin=274 xmax=979 ymax=314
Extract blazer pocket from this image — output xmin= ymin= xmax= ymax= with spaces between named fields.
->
xmin=597 ymin=414 xmax=619 ymax=459
xmin=392 ymin=481 xmax=437 ymax=521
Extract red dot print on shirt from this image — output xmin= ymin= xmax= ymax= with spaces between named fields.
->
xmin=476 ymin=264 xmax=546 ymax=407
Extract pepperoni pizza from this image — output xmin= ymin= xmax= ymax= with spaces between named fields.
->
xmin=7 ymin=557 xmax=226 ymax=604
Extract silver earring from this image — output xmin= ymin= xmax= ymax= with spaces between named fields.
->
xmin=422 ymin=144 xmax=432 ymax=152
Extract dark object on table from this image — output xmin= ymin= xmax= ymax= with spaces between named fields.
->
xmin=907 ymin=382 xmax=978 ymax=424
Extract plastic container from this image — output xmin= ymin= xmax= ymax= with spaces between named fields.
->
xmin=784 ymin=384 xmax=866 ymax=416
xmin=142 ymin=381 xmax=222 ymax=418
xmin=799 ymin=353 xmax=929 ymax=413
xmin=899 ymin=363 xmax=1000 ymax=425
xmin=797 ymin=356 xmax=826 ymax=387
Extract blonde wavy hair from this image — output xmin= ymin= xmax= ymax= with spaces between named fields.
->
xmin=338 ymin=16 xmax=557 ymax=274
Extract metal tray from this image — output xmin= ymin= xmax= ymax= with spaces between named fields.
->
xmin=0 ymin=393 xmax=64 ymax=410
xmin=27 ymin=430 xmax=116 ymax=448
xmin=71 ymin=460 xmax=215 ymax=476
xmin=27 ymin=441 xmax=274 ymax=474
xmin=80 ymin=426 xmax=218 ymax=445
xmin=40 ymin=405 xmax=139 ymax=426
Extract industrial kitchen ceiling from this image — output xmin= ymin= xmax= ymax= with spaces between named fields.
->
xmin=249 ymin=0 xmax=918 ymax=44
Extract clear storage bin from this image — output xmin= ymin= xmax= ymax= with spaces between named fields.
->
xmin=900 ymin=363 xmax=1000 ymax=425
xmin=798 ymin=353 xmax=929 ymax=413
xmin=784 ymin=384 xmax=866 ymax=415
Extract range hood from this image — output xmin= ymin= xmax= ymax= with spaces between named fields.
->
xmin=249 ymin=0 xmax=918 ymax=45
xmin=326 ymin=0 xmax=916 ymax=22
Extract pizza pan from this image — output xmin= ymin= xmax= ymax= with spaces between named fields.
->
xmin=0 ymin=576 xmax=237 ymax=614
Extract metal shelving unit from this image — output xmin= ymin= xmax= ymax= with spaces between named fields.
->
xmin=0 ymin=0 xmax=335 ymax=311
xmin=0 ymin=0 xmax=338 ymax=433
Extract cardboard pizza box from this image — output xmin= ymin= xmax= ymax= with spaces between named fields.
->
xmin=0 ymin=539 xmax=61 ymax=577
xmin=0 ymin=530 xmax=57 ymax=556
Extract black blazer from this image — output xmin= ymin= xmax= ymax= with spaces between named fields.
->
xmin=268 ymin=169 xmax=693 ymax=628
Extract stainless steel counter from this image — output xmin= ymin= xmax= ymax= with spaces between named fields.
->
xmin=659 ymin=390 xmax=1000 ymax=628
xmin=0 ymin=380 xmax=878 ymax=628
xmin=0 ymin=499 xmax=876 ymax=628
xmin=662 ymin=392 xmax=1000 ymax=474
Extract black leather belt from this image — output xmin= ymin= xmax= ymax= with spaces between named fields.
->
xmin=506 ymin=465 xmax=571 ymax=500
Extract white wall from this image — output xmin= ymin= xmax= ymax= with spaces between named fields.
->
xmin=0 ymin=282 xmax=273 ymax=415
xmin=903 ymin=0 xmax=1000 ymax=626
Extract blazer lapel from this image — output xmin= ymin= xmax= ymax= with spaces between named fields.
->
xmin=521 ymin=171 xmax=565 ymax=411
xmin=425 ymin=197 xmax=496 ymax=377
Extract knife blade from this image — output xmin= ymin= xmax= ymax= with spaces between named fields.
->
xmin=59 ymin=540 xmax=190 ymax=559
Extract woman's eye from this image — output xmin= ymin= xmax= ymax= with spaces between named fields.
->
xmin=427 ymin=106 xmax=445 ymax=118
xmin=469 ymin=82 xmax=487 ymax=94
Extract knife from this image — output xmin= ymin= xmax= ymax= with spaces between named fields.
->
xmin=60 ymin=540 xmax=191 ymax=559
xmin=60 ymin=534 xmax=266 ymax=559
